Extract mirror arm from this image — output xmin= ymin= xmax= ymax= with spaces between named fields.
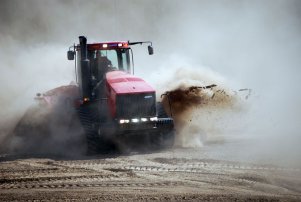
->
xmin=69 ymin=45 xmax=75 ymax=51
xmin=128 ymin=41 xmax=152 ymax=46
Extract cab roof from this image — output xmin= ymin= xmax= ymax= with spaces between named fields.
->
xmin=76 ymin=41 xmax=129 ymax=51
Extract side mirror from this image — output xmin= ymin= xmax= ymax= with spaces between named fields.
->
xmin=67 ymin=50 xmax=75 ymax=60
xmin=148 ymin=45 xmax=154 ymax=55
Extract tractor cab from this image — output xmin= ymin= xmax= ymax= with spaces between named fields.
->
xmin=66 ymin=36 xmax=174 ymax=153
xmin=67 ymin=36 xmax=153 ymax=101
xmin=86 ymin=42 xmax=132 ymax=75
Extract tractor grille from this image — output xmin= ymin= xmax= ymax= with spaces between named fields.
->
xmin=116 ymin=93 xmax=156 ymax=118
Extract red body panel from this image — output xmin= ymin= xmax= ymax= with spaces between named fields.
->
xmin=106 ymin=71 xmax=155 ymax=94
xmin=35 ymin=84 xmax=80 ymax=108
xmin=36 ymin=71 xmax=155 ymax=118
xmin=106 ymin=71 xmax=155 ymax=118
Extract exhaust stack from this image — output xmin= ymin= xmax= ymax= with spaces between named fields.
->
xmin=78 ymin=36 xmax=91 ymax=100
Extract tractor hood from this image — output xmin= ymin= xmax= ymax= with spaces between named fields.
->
xmin=106 ymin=71 xmax=155 ymax=94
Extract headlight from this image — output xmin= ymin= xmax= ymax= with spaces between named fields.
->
xmin=150 ymin=117 xmax=158 ymax=121
xmin=119 ymin=119 xmax=130 ymax=124
xmin=131 ymin=118 xmax=139 ymax=123
xmin=141 ymin=118 xmax=148 ymax=122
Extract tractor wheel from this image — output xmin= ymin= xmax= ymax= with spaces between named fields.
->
xmin=86 ymin=135 xmax=102 ymax=155
xmin=86 ymin=129 xmax=115 ymax=155
xmin=7 ymin=105 xmax=51 ymax=154
xmin=152 ymin=103 xmax=175 ymax=150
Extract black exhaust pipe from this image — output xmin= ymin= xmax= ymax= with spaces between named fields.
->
xmin=79 ymin=36 xmax=88 ymax=60
xmin=78 ymin=36 xmax=91 ymax=100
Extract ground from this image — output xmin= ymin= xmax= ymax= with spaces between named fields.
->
xmin=0 ymin=138 xmax=300 ymax=202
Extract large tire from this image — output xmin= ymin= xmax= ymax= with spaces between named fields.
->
xmin=77 ymin=104 xmax=115 ymax=155
xmin=8 ymin=105 xmax=51 ymax=154
xmin=8 ymin=100 xmax=86 ymax=156
xmin=152 ymin=102 xmax=175 ymax=149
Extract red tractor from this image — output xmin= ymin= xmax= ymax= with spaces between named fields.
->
xmin=59 ymin=36 xmax=174 ymax=153
xmin=6 ymin=36 xmax=174 ymax=155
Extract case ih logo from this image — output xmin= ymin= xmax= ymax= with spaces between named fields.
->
xmin=144 ymin=95 xmax=153 ymax=99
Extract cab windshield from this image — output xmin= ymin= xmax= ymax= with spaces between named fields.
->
xmin=87 ymin=48 xmax=131 ymax=73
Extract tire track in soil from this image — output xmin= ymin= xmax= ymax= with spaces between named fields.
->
xmin=0 ymin=181 xmax=184 ymax=190
xmin=47 ymin=159 xmax=301 ymax=188
xmin=56 ymin=159 xmax=301 ymax=173
xmin=2 ymin=154 xmax=300 ymax=173
xmin=0 ymin=168 xmax=91 ymax=175
xmin=1 ymin=155 xmax=300 ymax=197
xmin=0 ymin=160 xmax=186 ymax=190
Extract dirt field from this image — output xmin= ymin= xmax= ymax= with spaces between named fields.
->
xmin=1 ymin=139 xmax=300 ymax=202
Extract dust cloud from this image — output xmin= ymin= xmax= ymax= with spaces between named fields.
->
xmin=0 ymin=42 xmax=76 ymax=155
xmin=148 ymin=65 xmax=247 ymax=147
xmin=0 ymin=0 xmax=300 ymax=164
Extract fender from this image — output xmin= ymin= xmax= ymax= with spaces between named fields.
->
xmin=35 ymin=85 xmax=79 ymax=108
